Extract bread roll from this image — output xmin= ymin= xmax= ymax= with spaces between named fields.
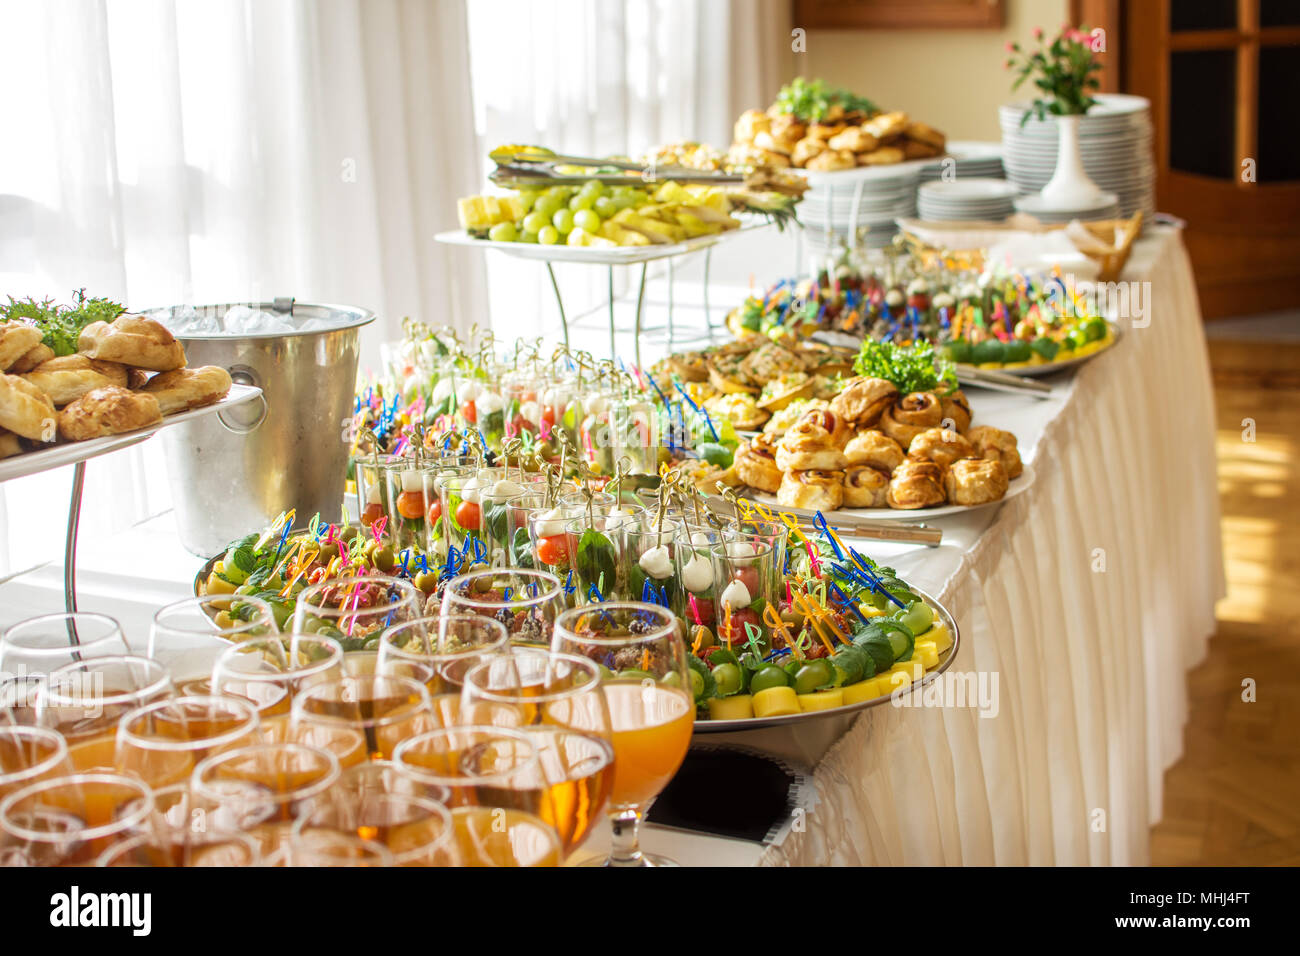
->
xmin=57 ymin=386 xmax=162 ymax=441
xmin=0 ymin=375 xmax=57 ymax=442
xmin=77 ymin=315 xmax=186 ymax=371
xmin=140 ymin=365 xmax=232 ymax=415
xmin=22 ymin=355 xmax=128 ymax=406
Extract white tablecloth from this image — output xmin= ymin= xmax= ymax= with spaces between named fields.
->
xmin=749 ymin=225 xmax=1223 ymax=866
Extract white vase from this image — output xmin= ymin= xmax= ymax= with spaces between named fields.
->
xmin=1039 ymin=114 xmax=1104 ymax=208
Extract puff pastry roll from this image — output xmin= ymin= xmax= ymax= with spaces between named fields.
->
xmin=886 ymin=458 xmax=946 ymax=510
xmin=879 ymin=391 xmax=943 ymax=448
xmin=733 ymin=434 xmax=783 ymax=493
xmin=141 ymin=365 xmax=233 ymax=415
xmin=777 ymin=469 xmax=844 ymax=511
xmin=829 ymin=376 xmax=898 ymax=428
xmin=57 ymin=386 xmax=162 ymax=441
xmin=0 ymin=374 xmax=57 ymax=442
xmin=966 ymin=425 xmax=1023 ymax=479
xmin=843 ymin=429 xmax=904 ymax=474
xmin=939 ymin=389 xmax=972 ymax=434
xmin=944 ymin=458 xmax=1009 ymax=506
xmin=78 ymin=316 xmax=186 ymax=372
xmin=907 ymin=427 xmax=975 ymax=469
xmin=776 ymin=418 xmax=848 ymax=472
xmin=842 ymin=465 xmax=890 ymax=508
xmin=0 ymin=323 xmax=43 ymax=372
xmin=23 ymin=355 xmax=128 ymax=407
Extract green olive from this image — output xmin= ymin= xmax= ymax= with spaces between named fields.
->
xmin=712 ymin=662 xmax=743 ymax=696
xmin=337 ymin=525 xmax=359 ymax=543
xmin=371 ymin=545 xmax=396 ymax=572
xmin=413 ymin=571 xmax=439 ymax=593
xmin=692 ymin=625 xmax=715 ymax=650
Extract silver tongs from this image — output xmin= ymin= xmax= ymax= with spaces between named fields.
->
xmin=955 ymin=364 xmax=1053 ymax=396
xmin=490 ymin=149 xmax=746 ymax=188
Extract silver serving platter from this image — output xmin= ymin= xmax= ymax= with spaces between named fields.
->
xmin=982 ymin=320 xmax=1122 ymax=377
xmin=692 ymin=585 xmax=960 ymax=733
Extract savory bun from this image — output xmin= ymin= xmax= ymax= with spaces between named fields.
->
xmin=844 ymin=429 xmax=905 ymax=474
xmin=775 ymin=419 xmax=848 ymax=472
xmin=907 ymin=427 xmax=975 ymax=469
xmin=939 ymin=389 xmax=972 ymax=434
xmin=22 ymin=355 xmax=128 ymax=407
xmin=797 ymin=407 xmax=851 ymax=447
xmin=77 ymin=315 xmax=186 ymax=372
xmin=0 ymin=375 xmax=57 ymax=442
xmin=141 ymin=365 xmax=232 ymax=415
xmin=886 ymin=458 xmax=946 ymax=510
xmin=829 ymin=376 xmax=898 ymax=428
xmin=0 ymin=429 xmax=22 ymax=459
xmin=879 ymin=391 xmax=943 ymax=448
xmin=57 ymin=386 xmax=162 ymax=441
xmin=8 ymin=344 xmax=55 ymax=375
xmin=842 ymin=465 xmax=890 ymax=508
xmin=966 ymin=425 xmax=1023 ymax=479
xmin=777 ymin=469 xmax=844 ymax=511
xmin=733 ymin=434 xmax=783 ymax=494
xmin=944 ymin=458 xmax=1009 ymax=506
xmin=0 ymin=323 xmax=44 ymax=372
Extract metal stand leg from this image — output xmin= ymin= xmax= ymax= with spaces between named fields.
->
xmin=546 ymin=263 xmax=569 ymax=350
xmin=64 ymin=461 xmax=85 ymax=646
xmin=632 ymin=263 xmax=648 ymax=372
xmin=607 ymin=266 xmax=617 ymax=361
xmin=703 ymin=247 xmax=716 ymax=342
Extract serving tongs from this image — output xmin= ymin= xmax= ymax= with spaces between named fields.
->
xmin=491 ymin=156 xmax=746 ymax=190
xmin=955 ymin=364 xmax=1053 ymax=397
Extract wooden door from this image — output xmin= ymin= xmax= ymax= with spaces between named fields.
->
xmin=1123 ymin=0 xmax=1300 ymax=319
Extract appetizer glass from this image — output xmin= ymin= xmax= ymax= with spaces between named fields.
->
xmin=502 ymin=491 xmax=547 ymax=570
xmin=439 ymin=568 xmax=565 ymax=648
xmin=0 ymin=772 xmax=155 ymax=867
xmin=551 ymin=602 xmax=693 ymax=867
xmin=563 ymin=515 xmax=621 ymax=605
xmin=477 ymin=483 xmax=534 ymax=568
xmin=383 ymin=458 xmax=442 ymax=554
xmin=0 ymin=725 xmax=70 ymax=801
xmin=526 ymin=503 xmax=585 ymax=588
xmin=391 ymin=726 xmax=563 ymax=867
xmin=709 ymin=536 xmax=777 ymax=653
xmin=459 ymin=650 xmax=615 ymax=854
xmin=611 ymin=395 xmax=659 ymax=477
xmin=620 ymin=517 xmax=684 ymax=613
xmin=114 ymin=695 xmax=262 ymax=790
xmin=209 ymin=634 xmax=346 ymax=721
xmin=291 ymin=674 xmax=434 ymax=763
xmin=733 ymin=516 xmax=790 ymax=601
xmin=356 ymin=453 xmax=404 ymax=531
xmin=673 ymin=525 xmax=729 ymax=634
xmin=292 ymin=575 xmax=423 ymax=650
xmin=438 ymin=475 xmax=492 ymax=561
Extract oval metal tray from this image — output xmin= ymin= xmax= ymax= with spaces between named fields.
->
xmin=692 ymin=585 xmax=961 ymax=733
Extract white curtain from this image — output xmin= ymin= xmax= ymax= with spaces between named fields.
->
xmin=0 ymin=0 xmax=486 ymax=574
xmin=466 ymin=0 xmax=791 ymax=343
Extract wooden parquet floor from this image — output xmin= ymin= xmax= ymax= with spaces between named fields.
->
xmin=1149 ymin=339 xmax=1300 ymax=866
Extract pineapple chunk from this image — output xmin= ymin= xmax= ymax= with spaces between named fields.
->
xmin=914 ymin=640 xmax=940 ymax=669
xmin=566 ymin=228 xmax=616 ymax=249
xmin=457 ymin=196 xmax=489 ymax=231
xmin=921 ymin=623 xmax=952 ymax=654
xmin=842 ymin=677 xmax=889 ymax=706
xmin=797 ymin=688 xmax=845 ymax=712
xmin=707 ymin=695 xmax=754 ymax=721
xmin=600 ymin=222 xmax=651 ymax=246
xmin=619 ymin=213 xmax=684 ymax=244
xmin=752 ymin=686 xmax=801 ymax=718
xmin=652 ymin=181 xmax=692 ymax=205
xmin=498 ymin=195 xmax=526 ymax=222
xmin=858 ymin=603 xmax=886 ymax=618
xmin=883 ymin=670 xmax=912 ymax=694
xmin=891 ymin=659 xmax=925 ymax=683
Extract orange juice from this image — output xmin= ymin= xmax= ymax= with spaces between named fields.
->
xmin=530 ymin=727 xmax=614 ymax=852
xmin=603 ymin=682 xmax=693 ymax=808
xmin=66 ymin=733 xmax=118 ymax=772
xmin=450 ymin=806 xmax=560 ymax=867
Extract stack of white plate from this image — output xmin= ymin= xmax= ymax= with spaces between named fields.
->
xmin=919 ymin=141 xmax=1004 ymax=182
xmin=798 ymin=164 xmax=921 ymax=253
xmin=1012 ymin=192 xmax=1120 ymax=223
xmin=999 ymin=93 xmax=1154 ymax=217
xmin=917 ymin=179 xmax=1017 ymax=222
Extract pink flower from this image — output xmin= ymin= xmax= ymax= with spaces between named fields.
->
xmin=1005 ymin=40 xmax=1017 ymax=52
xmin=1032 ymin=26 xmax=1043 ymax=40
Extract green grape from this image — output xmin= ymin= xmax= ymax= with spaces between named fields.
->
xmin=611 ymin=194 xmax=637 ymax=211
xmin=538 ymin=225 xmax=559 ymax=245
xmin=569 ymin=193 xmax=595 ymax=212
xmin=573 ymin=209 xmax=601 ymax=233
xmin=534 ymin=194 xmax=563 ymax=219
xmin=519 ymin=230 xmax=539 ymax=243
xmin=551 ymin=209 xmax=575 ymax=235
xmin=580 ymin=180 xmax=605 ymax=198
xmin=518 ymin=189 xmax=541 ymax=212
xmin=523 ymin=212 xmax=549 ymax=234
xmin=488 ymin=222 xmax=517 ymax=242
xmin=594 ymin=196 xmax=617 ymax=218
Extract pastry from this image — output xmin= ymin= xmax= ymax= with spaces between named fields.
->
xmin=776 ymin=418 xmax=848 ymax=472
xmin=844 ymin=430 xmax=905 ymax=474
xmin=0 ymin=323 xmax=44 ymax=372
xmin=733 ymin=435 xmax=783 ymax=493
xmin=842 ymin=465 xmax=890 ymax=508
xmin=829 ymin=376 xmax=898 ymax=427
xmin=905 ymin=121 xmax=946 ymax=149
xmin=806 ymin=149 xmax=856 ymax=172
xmin=806 ymin=121 xmax=847 ymax=141
xmin=8 ymin=344 xmax=54 ymax=375
xmin=127 ymin=368 xmax=153 ymax=389
xmin=799 ymin=407 xmax=851 ymax=447
xmin=777 ymin=469 xmax=844 ymax=511
xmin=22 ymin=355 xmax=129 ymax=407
xmin=966 ymin=425 xmax=1023 ymax=479
xmin=733 ymin=109 xmax=770 ymax=144
xmin=939 ymin=389 xmax=972 ymax=433
xmin=140 ymin=365 xmax=233 ymax=415
xmin=77 ymin=315 xmax=186 ymax=372
xmin=0 ymin=375 xmax=57 ymax=442
xmin=903 ymin=140 xmax=943 ymax=160
xmin=863 ymin=111 xmax=908 ymax=141
xmin=886 ymin=459 xmax=946 ymax=510
xmin=828 ymin=127 xmax=879 ymax=153
xmin=857 ymin=146 xmax=906 ymax=166
xmin=879 ymin=392 xmax=943 ymax=448
xmin=790 ymin=137 xmax=826 ymax=168
xmin=768 ymin=115 xmax=806 ymax=151
xmin=761 ymin=398 xmax=825 ymax=438
xmin=944 ymin=458 xmax=1008 ymax=506
xmin=0 ymin=429 xmax=22 ymax=458
xmin=907 ymin=427 xmax=975 ymax=469
xmin=57 ymin=386 xmax=162 ymax=441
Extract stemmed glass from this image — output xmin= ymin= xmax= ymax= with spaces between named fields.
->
xmin=114 ymin=695 xmax=262 ymax=789
xmin=209 ymin=634 xmax=345 ymax=723
xmin=460 ymin=650 xmax=615 ymax=854
xmin=551 ymin=601 xmax=694 ymax=867
xmin=293 ymin=787 xmax=456 ymax=867
xmin=291 ymin=674 xmax=434 ymax=762
xmin=439 ymin=568 xmax=565 ymax=647
xmin=105 ymin=781 xmax=264 ymax=867
xmin=150 ymin=595 xmax=279 ymax=690
xmin=97 ymin=828 xmax=262 ymax=867
xmin=0 ymin=772 xmax=155 ymax=866
xmin=377 ymin=615 xmax=509 ymax=726
xmin=0 ymin=612 xmax=133 ymax=676
xmin=292 ymin=575 xmax=423 ymax=650
xmin=0 ymin=725 xmax=70 ymax=800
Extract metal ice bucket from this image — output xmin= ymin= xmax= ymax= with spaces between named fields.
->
xmin=158 ymin=300 xmax=374 ymax=556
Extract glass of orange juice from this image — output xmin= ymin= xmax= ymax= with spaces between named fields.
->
xmin=115 ymin=695 xmax=261 ymax=789
xmin=0 ymin=771 xmax=155 ymax=866
xmin=210 ymin=634 xmax=346 ymax=719
xmin=551 ymin=601 xmax=694 ymax=867
xmin=291 ymin=674 xmax=434 ymax=762
xmin=0 ymin=725 xmax=70 ymax=801
xmin=377 ymin=614 xmax=508 ymax=725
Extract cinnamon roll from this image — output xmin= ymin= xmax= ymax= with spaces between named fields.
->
xmin=944 ymin=458 xmax=1009 ymax=506
xmin=733 ymin=434 xmax=783 ymax=493
xmin=939 ymin=388 xmax=972 ymax=434
xmin=775 ymin=418 xmax=848 ymax=472
xmin=843 ymin=429 xmax=905 ymax=474
xmin=879 ymin=391 xmax=943 ymax=448
xmin=886 ymin=458 xmax=946 ymax=510
xmin=907 ymin=427 xmax=975 ymax=469
xmin=842 ymin=465 xmax=890 ymax=508
xmin=797 ymin=407 xmax=851 ymax=448
xmin=829 ymin=376 xmax=898 ymax=428
xmin=966 ymin=425 xmax=1023 ymax=479
xmin=777 ymin=469 xmax=845 ymax=511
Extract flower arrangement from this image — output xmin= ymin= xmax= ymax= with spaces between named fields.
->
xmin=1005 ymin=25 xmax=1102 ymax=124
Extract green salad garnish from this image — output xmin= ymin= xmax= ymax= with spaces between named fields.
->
xmin=772 ymin=77 xmax=878 ymax=122
xmin=853 ymin=340 xmax=956 ymax=395
xmin=1 ymin=289 xmax=126 ymax=356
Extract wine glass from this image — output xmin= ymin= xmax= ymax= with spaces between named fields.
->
xmin=0 ymin=612 xmax=133 ymax=677
xmin=114 ymin=695 xmax=261 ymax=789
xmin=150 ymin=595 xmax=279 ymax=690
xmin=96 ymin=828 xmax=262 ymax=867
xmin=293 ymin=786 xmax=456 ymax=867
xmin=209 ymin=634 xmax=345 ymax=722
xmin=460 ymin=650 xmax=615 ymax=854
xmin=36 ymin=656 xmax=174 ymax=772
xmin=377 ymin=614 xmax=509 ymax=726
xmin=287 ymin=821 xmax=395 ymax=867
xmin=439 ymin=568 xmax=564 ymax=647
xmin=551 ymin=601 xmax=694 ymax=867
xmin=0 ymin=772 xmax=155 ymax=866
xmin=292 ymin=575 xmax=423 ymax=650
xmin=107 ymin=780 xmax=265 ymax=867
xmin=291 ymin=674 xmax=434 ymax=762
xmin=391 ymin=726 xmax=563 ymax=867
xmin=0 ymin=725 xmax=70 ymax=800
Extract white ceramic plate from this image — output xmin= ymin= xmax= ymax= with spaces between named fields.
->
xmin=0 ymin=384 xmax=263 ymax=483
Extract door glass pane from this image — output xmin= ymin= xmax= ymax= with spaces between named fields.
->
xmin=1258 ymin=46 xmax=1300 ymax=182
xmin=1170 ymin=0 xmax=1237 ymax=31
xmin=1170 ymin=50 xmax=1237 ymax=179
xmin=1260 ymin=1 xmax=1300 ymax=28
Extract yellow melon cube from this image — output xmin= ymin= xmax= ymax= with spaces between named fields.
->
xmin=752 ymin=686 xmax=801 ymax=718
xmin=797 ymin=688 xmax=845 ymax=712
xmin=857 ymin=603 xmax=885 ymax=618
xmin=914 ymin=641 xmax=940 ymax=669
xmin=842 ymin=677 xmax=888 ymax=705
xmin=891 ymin=659 xmax=925 ymax=683
xmin=921 ymin=622 xmax=952 ymax=654
xmin=883 ymin=670 xmax=912 ymax=694
xmin=707 ymin=695 xmax=753 ymax=721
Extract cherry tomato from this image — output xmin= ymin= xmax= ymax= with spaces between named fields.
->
xmin=540 ymin=405 xmax=557 ymax=430
xmin=686 ymin=598 xmax=716 ymax=626
xmin=732 ymin=567 xmax=761 ymax=599
xmin=427 ymin=499 xmax=443 ymax=524
xmin=396 ymin=491 xmax=426 ymax=520
xmin=535 ymin=535 xmax=568 ymax=566
xmin=360 ymin=502 xmax=384 ymax=527
xmin=721 ymin=608 xmax=761 ymax=645
xmin=461 ymin=400 xmax=477 ymax=424
xmin=455 ymin=500 xmax=481 ymax=531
